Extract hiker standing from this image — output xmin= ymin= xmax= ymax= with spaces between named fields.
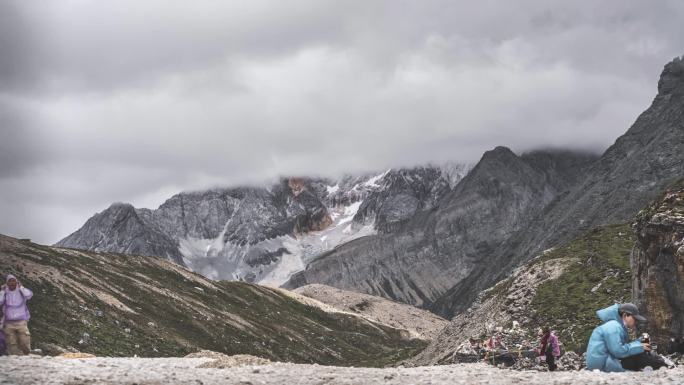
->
xmin=537 ymin=326 xmax=561 ymax=371
xmin=585 ymin=303 xmax=649 ymax=372
xmin=0 ymin=274 xmax=33 ymax=355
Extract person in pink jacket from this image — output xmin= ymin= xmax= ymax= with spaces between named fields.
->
xmin=0 ymin=274 xmax=33 ymax=355
xmin=538 ymin=326 xmax=561 ymax=371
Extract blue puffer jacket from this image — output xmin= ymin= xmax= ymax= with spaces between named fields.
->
xmin=585 ymin=304 xmax=644 ymax=372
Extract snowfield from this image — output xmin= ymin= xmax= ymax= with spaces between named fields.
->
xmin=179 ymin=194 xmax=376 ymax=286
xmin=1 ymin=356 xmax=681 ymax=385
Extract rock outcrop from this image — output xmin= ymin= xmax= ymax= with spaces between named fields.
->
xmin=632 ymin=180 xmax=684 ymax=348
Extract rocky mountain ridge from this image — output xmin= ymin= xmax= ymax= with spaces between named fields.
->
xmin=284 ymin=148 xmax=598 ymax=311
xmin=57 ymin=163 xmax=469 ymax=286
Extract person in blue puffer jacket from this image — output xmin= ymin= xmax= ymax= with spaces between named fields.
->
xmin=585 ymin=303 xmax=650 ymax=372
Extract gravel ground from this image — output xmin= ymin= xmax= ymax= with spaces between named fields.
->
xmin=1 ymin=356 xmax=681 ymax=385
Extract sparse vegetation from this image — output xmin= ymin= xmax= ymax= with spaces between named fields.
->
xmin=528 ymin=224 xmax=634 ymax=352
xmin=0 ymin=235 xmax=425 ymax=367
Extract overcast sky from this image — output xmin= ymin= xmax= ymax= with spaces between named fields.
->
xmin=1 ymin=0 xmax=683 ymax=244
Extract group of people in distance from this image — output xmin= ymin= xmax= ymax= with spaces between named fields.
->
xmin=497 ymin=302 xmax=674 ymax=372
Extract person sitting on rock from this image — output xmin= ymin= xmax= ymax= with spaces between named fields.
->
xmin=486 ymin=332 xmax=506 ymax=351
xmin=537 ymin=326 xmax=561 ymax=371
xmin=585 ymin=303 xmax=649 ymax=372
xmin=0 ymin=274 xmax=34 ymax=355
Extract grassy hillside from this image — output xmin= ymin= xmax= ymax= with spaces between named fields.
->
xmin=527 ymin=224 xmax=634 ymax=352
xmin=0 ymin=235 xmax=425 ymax=367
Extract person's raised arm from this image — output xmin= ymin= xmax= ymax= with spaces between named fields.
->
xmin=603 ymin=323 xmax=644 ymax=358
xmin=17 ymin=281 xmax=33 ymax=300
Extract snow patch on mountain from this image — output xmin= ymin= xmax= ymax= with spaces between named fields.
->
xmin=439 ymin=162 xmax=473 ymax=188
xmin=178 ymin=197 xmax=375 ymax=286
xmin=363 ymin=169 xmax=392 ymax=188
xmin=326 ymin=184 xmax=340 ymax=195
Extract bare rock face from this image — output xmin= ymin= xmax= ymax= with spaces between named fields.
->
xmin=352 ymin=167 xmax=451 ymax=233
xmin=632 ymin=180 xmax=684 ymax=348
xmin=56 ymin=165 xmax=460 ymax=285
xmin=55 ymin=202 xmax=185 ymax=265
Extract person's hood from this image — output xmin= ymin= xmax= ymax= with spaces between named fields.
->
xmin=596 ymin=303 xmax=621 ymax=323
xmin=5 ymin=274 xmax=16 ymax=284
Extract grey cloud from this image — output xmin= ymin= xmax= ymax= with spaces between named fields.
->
xmin=0 ymin=100 xmax=55 ymax=178
xmin=5 ymin=1 xmax=683 ymax=95
xmin=1 ymin=0 xmax=683 ymax=244
xmin=0 ymin=2 xmax=42 ymax=91
xmin=1 ymin=1 xmax=358 ymax=94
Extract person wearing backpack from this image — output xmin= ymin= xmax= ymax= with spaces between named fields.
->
xmin=537 ymin=326 xmax=561 ymax=371
xmin=0 ymin=274 xmax=33 ymax=355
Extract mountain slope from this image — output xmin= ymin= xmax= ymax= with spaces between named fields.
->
xmin=431 ymin=56 xmax=684 ymax=318
xmin=409 ymin=223 xmax=635 ymax=366
xmin=293 ymin=284 xmax=448 ymax=340
xmin=284 ymin=149 xmax=597 ymax=312
xmin=1 ymin=234 xmax=425 ymax=366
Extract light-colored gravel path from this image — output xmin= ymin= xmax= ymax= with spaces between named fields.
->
xmin=1 ymin=356 xmax=681 ymax=385
xmin=293 ymin=284 xmax=448 ymax=340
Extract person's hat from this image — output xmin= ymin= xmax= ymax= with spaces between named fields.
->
xmin=620 ymin=303 xmax=647 ymax=322
xmin=5 ymin=274 xmax=16 ymax=283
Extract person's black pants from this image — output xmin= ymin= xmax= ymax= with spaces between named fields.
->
xmin=545 ymin=351 xmax=557 ymax=371
xmin=620 ymin=352 xmax=667 ymax=371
